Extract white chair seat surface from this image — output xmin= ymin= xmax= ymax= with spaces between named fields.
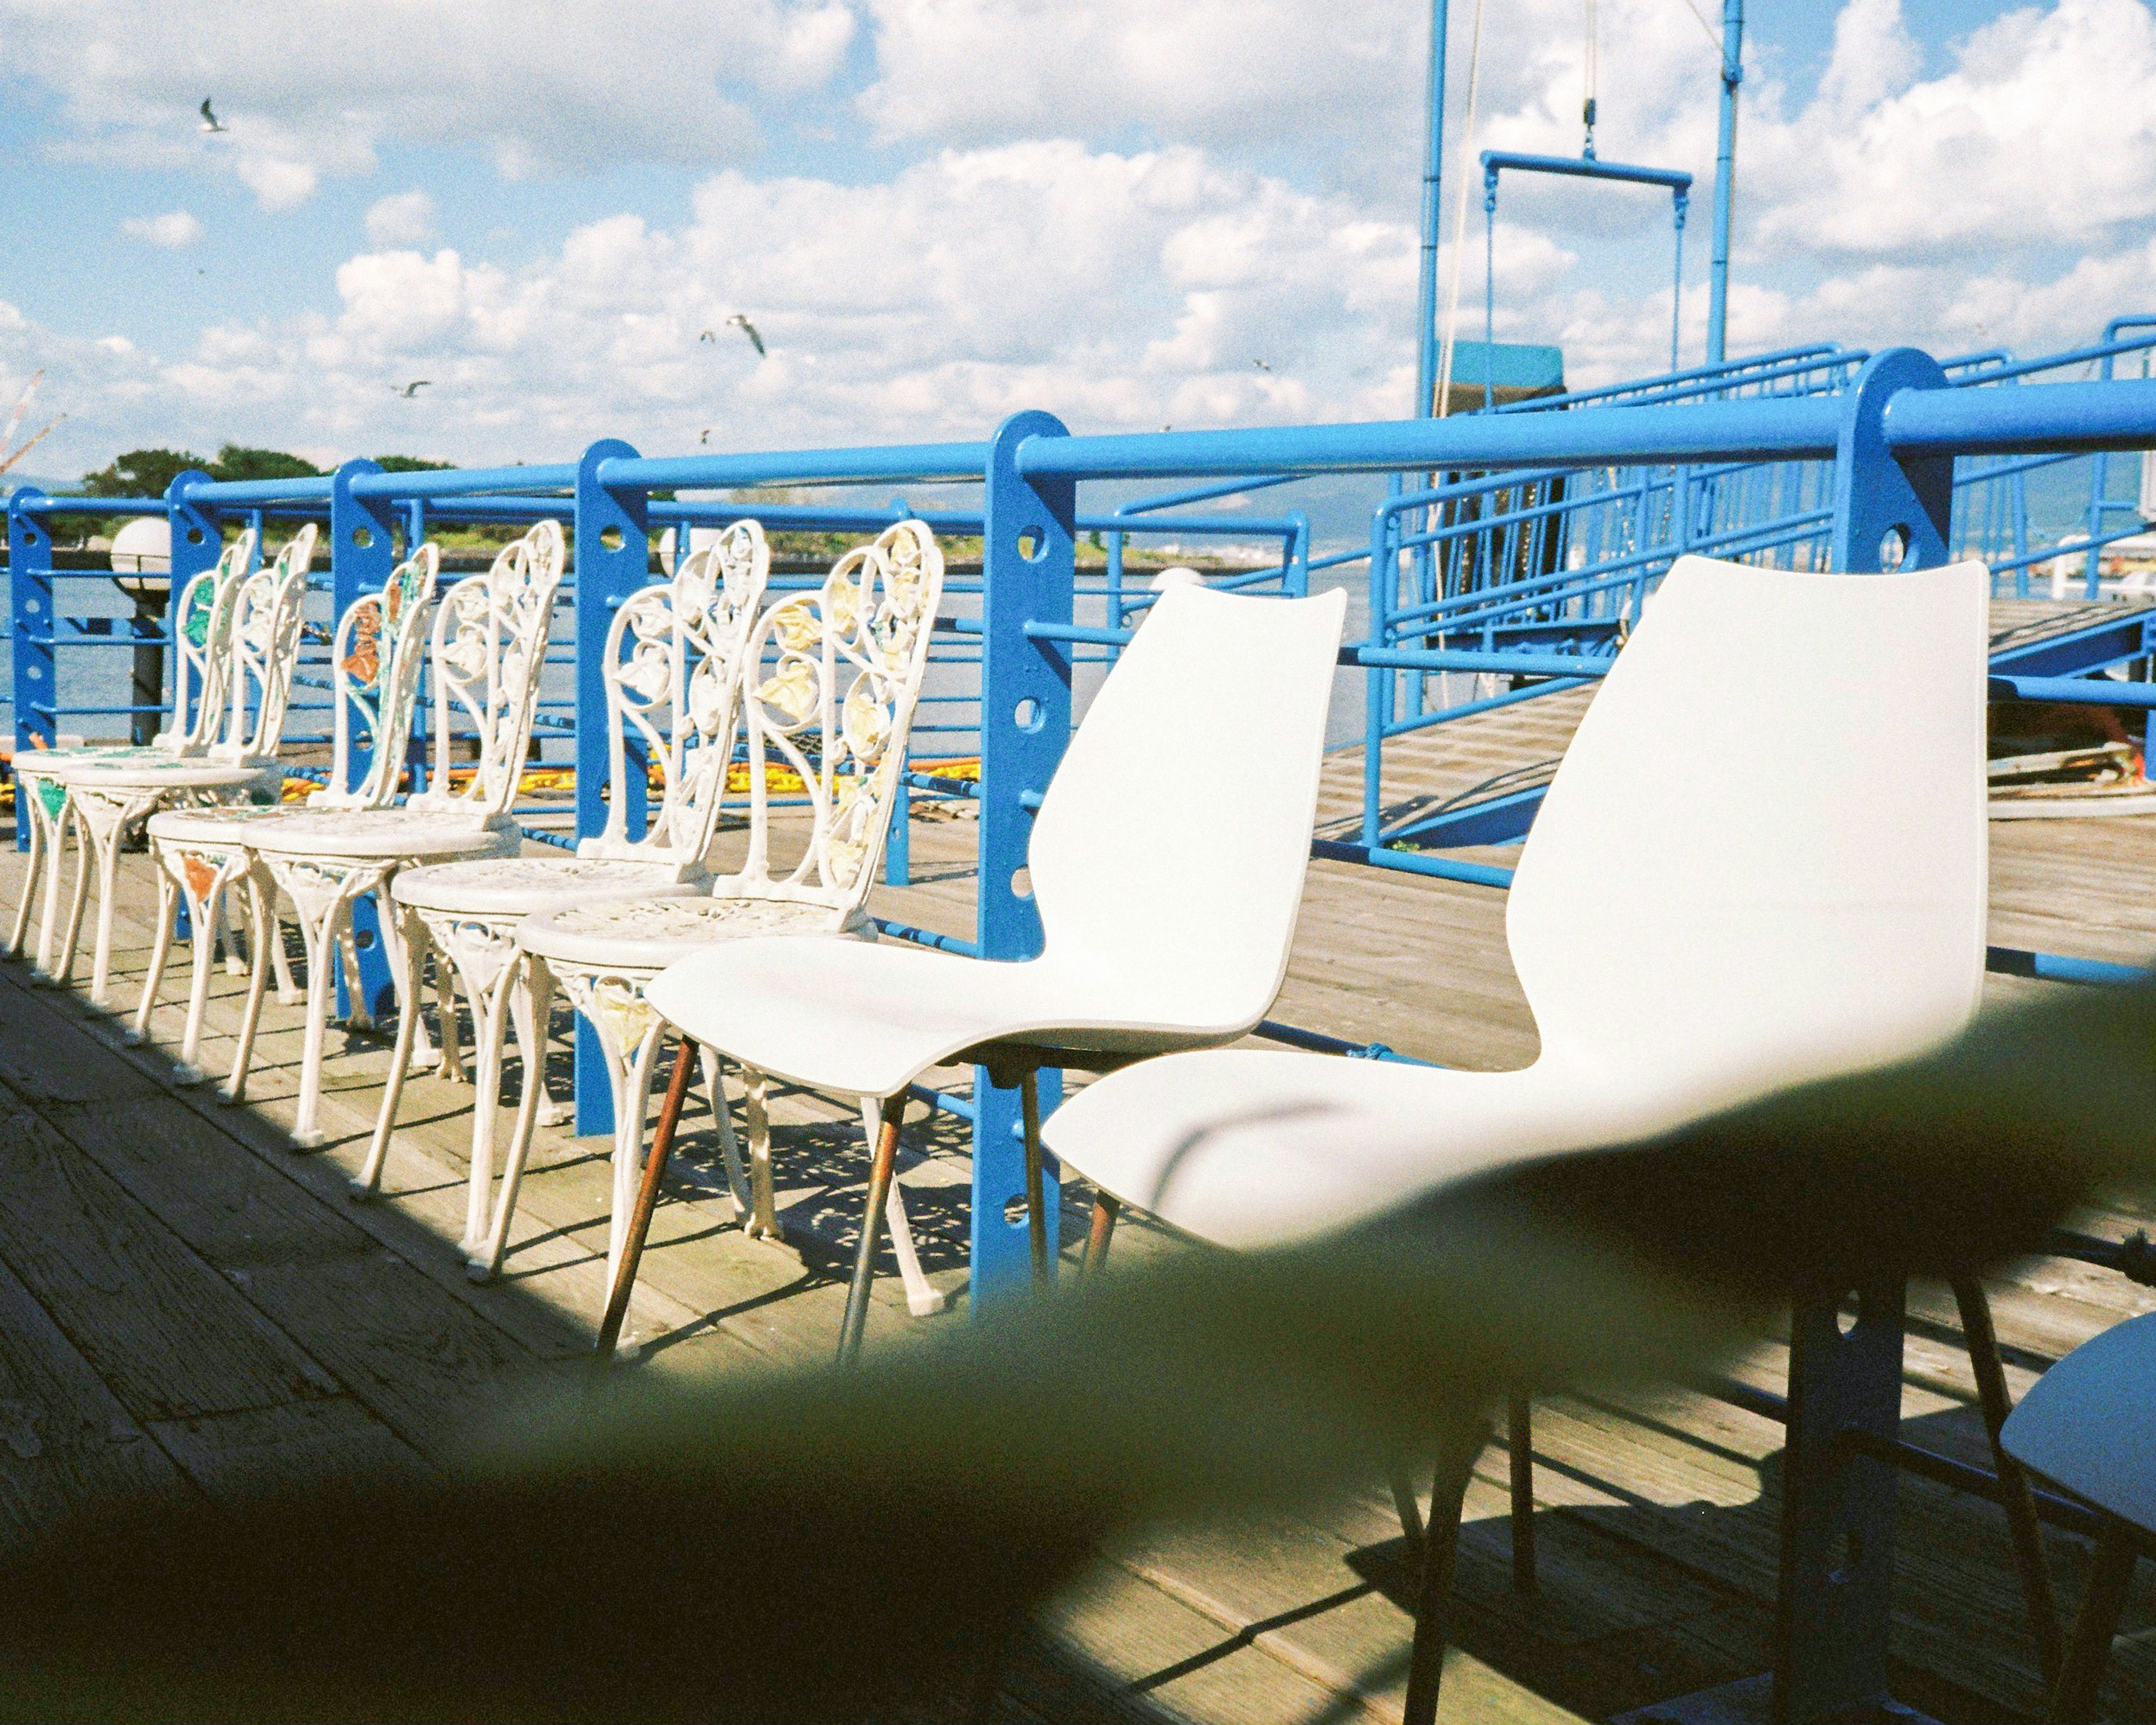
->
xmin=244 ymin=805 xmax=518 ymax=861
xmin=518 ymin=895 xmax=862 ymax=972
xmin=393 ymin=856 xmax=705 ymax=916
xmin=42 ymin=752 xmax=278 ymax=791
xmin=147 ymin=803 xmax=294 ymax=846
xmin=2002 ymin=1311 xmax=2156 ymax=1535
xmin=644 ymin=935 xmax=1248 ymax=1101
xmin=1043 ymin=1047 xmax=1803 ymax=1250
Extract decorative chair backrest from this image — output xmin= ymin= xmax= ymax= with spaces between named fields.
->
xmin=717 ymin=519 xmax=944 ymax=916
xmin=214 ymin=524 xmax=319 ymax=763
xmin=581 ymin=519 xmax=770 ymax=872
xmin=154 ymin=527 xmax=259 ymax=754
xmin=313 ymin=544 xmax=441 ymax=811
xmin=414 ymin=518 xmax=567 ymax=824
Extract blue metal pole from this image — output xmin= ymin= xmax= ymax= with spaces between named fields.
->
xmin=9 ymin=489 xmax=57 ymax=851
xmin=572 ymin=439 xmax=650 ymax=1136
xmin=327 ymin=459 xmax=397 ymax=1018
xmin=1415 ymin=0 xmax=1450 ymax=419
xmin=973 ymin=410 xmax=1074 ymax=1306
xmin=1706 ymin=0 xmax=1743 ymax=366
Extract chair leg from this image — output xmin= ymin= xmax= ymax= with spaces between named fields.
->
xmin=221 ymin=873 xmax=277 ymax=1104
xmin=699 ymin=1046 xmax=751 ymax=1216
xmin=838 ymin=1094 xmax=906 ymax=1365
xmin=6 ymin=778 xmax=45 ymax=962
xmin=2046 ymin=1522 xmax=2138 ymax=1724
xmin=1953 ymin=1275 xmax=2064 ymax=1682
xmin=352 ymin=906 xmax=429 ymax=1202
xmin=1020 ymin=1069 xmax=1048 ymax=1284
xmin=594 ymin=1035 xmax=698 ymax=1359
xmin=471 ymin=960 xmax=552 ymax=1281
xmin=1507 ymin=1392 xmax=1538 ymax=1595
xmin=1403 ymin=1417 xmax=1488 ymax=1725
xmin=1390 ymin=1470 xmax=1427 ymax=1550
xmin=52 ymin=808 xmax=93 ymax=989
xmin=1081 ymin=1192 xmax=1120 ymax=1277
xmin=130 ymin=870 xmax=178 ymax=1047
xmin=742 ymin=1067 xmax=779 ymax=1239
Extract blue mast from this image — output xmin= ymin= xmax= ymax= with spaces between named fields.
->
xmin=1706 ymin=0 xmax=1744 ymax=365
xmin=1414 ymin=2 xmax=1449 ymax=417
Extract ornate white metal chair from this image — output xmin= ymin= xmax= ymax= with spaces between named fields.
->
xmin=7 ymin=526 xmax=262 ymax=972
xmin=232 ymin=520 xmax=567 ymax=1146
xmin=511 ymin=520 xmax=945 ymax=1314
xmin=1038 ymin=556 xmax=1991 ymax=1725
xmin=636 ymin=579 xmax=1350 ymax=1358
xmin=139 ymin=543 xmax=441 ymax=1086
xmin=352 ymin=523 xmax=770 ymax=1279
xmin=28 ymin=527 xmax=317 ymax=1007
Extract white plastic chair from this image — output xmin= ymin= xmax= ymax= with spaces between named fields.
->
xmin=511 ymin=521 xmax=948 ymax=1318
xmin=354 ymin=523 xmax=770 ymax=1279
xmin=632 ymin=578 xmax=1350 ymax=1358
xmin=1041 ymin=555 xmax=1991 ymax=1725
xmin=26 ymin=527 xmax=317 ymax=1006
xmin=139 ymin=543 xmax=441 ymax=1085
xmin=2000 ymin=1312 xmax=2156 ymax=1723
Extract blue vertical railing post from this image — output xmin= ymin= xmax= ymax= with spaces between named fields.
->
xmin=572 ymin=439 xmax=650 ymax=1135
xmin=973 ymin=410 xmax=1074 ymax=1306
xmin=1706 ymin=0 xmax=1743 ymax=366
xmin=328 ymin=460 xmax=398 ymax=1017
xmin=8 ymin=490 xmax=56 ymax=851
xmin=1771 ymin=343 xmax=1948 ymax=1725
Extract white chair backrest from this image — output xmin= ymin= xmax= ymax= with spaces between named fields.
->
xmin=414 ymin=519 xmax=567 ymax=822
xmin=154 ymin=527 xmax=259 ymax=754
xmin=1028 ymin=582 xmax=1347 ymax=1027
xmin=215 ymin=525 xmax=318 ymax=763
xmin=2002 ymin=1312 xmax=2156 ymax=1535
xmin=581 ymin=521 xmax=769 ymax=870
xmin=718 ymin=520 xmax=944 ymax=914
xmin=1506 ymin=555 xmax=1989 ymax=1103
xmin=314 ymin=544 xmax=441 ymax=811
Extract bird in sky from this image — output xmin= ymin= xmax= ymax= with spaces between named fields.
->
xmin=727 ymin=313 xmax=766 ymax=357
xmin=699 ymin=429 xmax=712 ymax=445
xmin=698 ymin=330 xmax=715 ymax=343
xmin=397 ymin=380 xmax=431 ymax=398
xmin=198 ymin=98 xmax=226 ymax=134
xmin=1251 ymin=358 xmax=1272 ymax=373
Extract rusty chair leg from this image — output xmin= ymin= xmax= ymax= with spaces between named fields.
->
xmin=837 ymin=1093 xmax=907 ymax=1365
xmin=1020 ymin=1069 xmax=1049 ymax=1284
xmin=1953 ymin=1276 xmax=2065 ymax=1683
xmin=2047 ymin=1521 xmax=2138 ymax=1724
xmin=1508 ymin=1391 xmax=1538 ymax=1594
xmin=1080 ymin=1192 xmax=1120 ymax=1277
xmin=593 ymin=1035 xmax=698 ymax=1361
xmin=1402 ymin=1416 xmax=1488 ymax=1725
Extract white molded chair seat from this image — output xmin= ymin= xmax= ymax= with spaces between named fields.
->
xmin=642 ymin=579 xmax=1351 ymax=1354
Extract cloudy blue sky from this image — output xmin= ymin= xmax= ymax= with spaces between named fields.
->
xmin=0 ymin=0 xmax=2150 ymax=478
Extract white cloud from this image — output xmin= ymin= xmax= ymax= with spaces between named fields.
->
xmin=118 ymin=209 xmax=203 ymax=248
xmin=0 ymin=0 xmax=856 ymax=207
xmin=365 ymin=190 xmax=437 ymax=247
xmin=1750 ymin=0 xmax=2156 ymax=258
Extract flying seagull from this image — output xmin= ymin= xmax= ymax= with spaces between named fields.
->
xmin=1251 ymin=358 xmax=1272 ymax=372
xmin=397 ymin=380 xmax=431 ymax=398
xmin=727 ymin=313 xmax=766 ymax=357
xmin=198 ymin=98 xmax=226 ymax=134
xmin=698 ymin=330 xmax=715 ymax=344
xmin=699 ymin=428 xmax=711 ymax=445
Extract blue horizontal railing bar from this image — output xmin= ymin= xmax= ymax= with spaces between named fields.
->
xmin=1482 ymin=148 xmax=1693 ymax=193
xmin=1494 ymin=345 xmax=1849 ymax=414
xmin=908 ymin=1084 xmax=977 ymax=1122
xmin=1252 ymin=1020 xmax=1433 ymax=1065
xmin=1990 ymin=674 xmax=2156 ymax=707
xmin=1955 ymin=332 xmax=2156 ymax=386
xmin=903 ymin=771 xmax=981 ymax=798
xmin=596 ymin=444 xmax=990 ymax=494
xmin=1355 ymin=646 xmax=1611 ymax=677
xmin=1309 ymin=837 xmax=1516 ymax=888
xmin=1985 ymin=947 xmax=2145 ymax=986
xmin=871 ymin=918 xmax=980 ymax=959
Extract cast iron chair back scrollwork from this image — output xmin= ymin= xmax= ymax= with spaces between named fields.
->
xmin=417 ymin=519 xmax=566 ymax=824
xmin=728 ymin=518 xmax=944 ymax=917
xmin=583 ymin=520 xmax=770 ymax=869
xmin=319 ymin=544 xmax=442 ymax=811
xmin=218 ymin=523 xmax=317 ymax=765
xmin=161 ymin=526 xmax=262 ymax=754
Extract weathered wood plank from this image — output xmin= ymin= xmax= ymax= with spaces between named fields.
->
xmin=146 ymin=1395 xmax=428 ymax=1500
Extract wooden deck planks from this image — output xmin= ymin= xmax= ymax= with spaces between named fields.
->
xmin=0 ymin=594 xmax=2154 ymax=1719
